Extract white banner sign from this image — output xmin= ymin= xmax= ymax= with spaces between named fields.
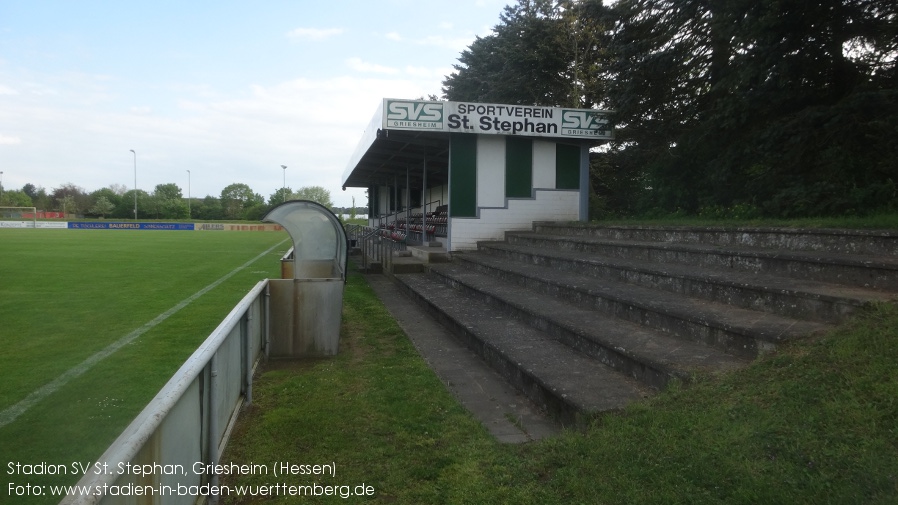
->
xmin=383 ymin=99 xmax=612 ymax=140
xmin=0 ymin=221 xmax=71 ymax=229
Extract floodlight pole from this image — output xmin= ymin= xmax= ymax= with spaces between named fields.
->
xmin=281 ymin=165 xmax=287 ymax=203
xmin=186 ymin=169 xmax=191 ymax=218
xmin=0 ymin=171 xmax=4 ymax=204
xmin=130 ymin=149 xmax=137 ymax=220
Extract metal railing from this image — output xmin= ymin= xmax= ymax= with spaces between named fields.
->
xmin=60 ymin=280 xmax=271 ymax=505
xmin=353 ymin=225 xmax=405 ymax=273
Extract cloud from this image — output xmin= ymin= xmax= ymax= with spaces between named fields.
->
xmin=405 ymin=65 xmax=453 ymax=79
xmin=384 ymin=32 xmax=480 ymax=52
xmin=0 ymin=61 xmax=442 ymax=207
xmin=118 ymin=75 xmax=437 ymax=202
xmin=0 ymin=84 xmax=17 ymax=95
xmin=0 ymin=134 xmax=21 ymax=145
xmin=420 ymin=34 xmax=481 ymax=51
xmin=286 ymin=27 xmax=344 ymax=41
xmin=346 ymin=58 xmax=399 ymax=75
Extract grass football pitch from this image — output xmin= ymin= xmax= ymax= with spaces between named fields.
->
xmin=0 ymin=228 xmax=291 ymax=499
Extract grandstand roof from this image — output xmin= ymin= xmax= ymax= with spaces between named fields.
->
xmin=341 ymin=99 xmax=611 ymax=190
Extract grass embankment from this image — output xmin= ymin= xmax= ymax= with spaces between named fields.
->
xmin=222 ymin=270 xmax=898 ymax=504
xmin=0 ymin=229 xmax=290 ymax=503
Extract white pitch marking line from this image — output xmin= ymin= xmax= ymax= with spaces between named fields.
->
xmin=0 ymin=238 xmax=288 ymax=428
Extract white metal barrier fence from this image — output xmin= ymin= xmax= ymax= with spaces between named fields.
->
xmin=345 ymin=224 xmax=400 ymax=273
xmin=60 ymin=280 xmax=270 ymax=505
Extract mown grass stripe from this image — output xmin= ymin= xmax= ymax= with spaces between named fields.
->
xmin=0 ymin=238 xmax=288 ymax=428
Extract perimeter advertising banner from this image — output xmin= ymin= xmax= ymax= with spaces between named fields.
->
xmin=383 ymin=99 xmax=613 ymax=140
xmin=68 ymin=222 xmax=196 ymax=230
xmin=62 ymin=222 xmax=284 ymax=231
xmin=195 ymin=223 xmax=284 ymax=231
xmin=0 ymin=221 xmax=68 ymax=229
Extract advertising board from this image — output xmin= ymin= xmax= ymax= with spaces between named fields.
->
xmin=383 ymin=99 xmax=612 ymax=140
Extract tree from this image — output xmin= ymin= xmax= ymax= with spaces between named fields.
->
xmin=151 ymin=183 xmax=187 ymax=219
xmin=606 ymin=0 xmax=898 ymax=216
xmin=89 ymin=196 xmax=115 ymax=218
xmin=115 ymin=190 xmax=152 ymax=219
xmin=444 ymin=0 xmax=581 ymax=106
xmin=31 ymin=186 xmax=51 ymax=212
xmin=1 ymin=190 xmax=33 ymax=207
xmin=51 ymin=183 xmax=89 ymax=216
xmin=22 ymin=183 xmax=39 ymax=201
xmin=60 ymin=195 xmax=76 ymax=216
xmin=292 ymin=186 xmax=333 ymax=208
xmin=154 ymin=183 xmax=182 ymax=201
xmin=269 ymin=187 xmax=293 ymax=206
xmin=108 ymin=183 xmax=128 ymax=196
xmin=220 ymin=183 xmax=263 ymax=220
xmin=242 ymin=203 xmax=269 ymax=221
xmin=90 ymin=187 xmax=122 ymax=207
xmin=194 ymin=195 xmax=223 ymax=220
xmin=86 ymin=188 xmax=122 ymax=218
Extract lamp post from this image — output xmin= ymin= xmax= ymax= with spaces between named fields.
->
xmin=0 ymin=171 xmax=4 ymax=205
xmin=186 ymin=170 xmax=191 ymax=219
xmin=281 ymin=165 xmax=287 ymax=204
xmin=130 ymin=149 xmax=137 ymax=220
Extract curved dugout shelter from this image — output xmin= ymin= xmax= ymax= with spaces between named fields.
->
xmin=342 ymin=99 xmax=612 ymax=251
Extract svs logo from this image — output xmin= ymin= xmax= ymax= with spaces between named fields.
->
xmin=561 ymin=110 xmax=611 ymax=137
xmin=386 ymin=101 xmax=444 ymax=129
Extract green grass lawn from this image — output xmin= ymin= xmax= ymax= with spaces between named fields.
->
xmin=0 ymin=229 xmax=290 ymax=503
xmin=220 ymin=271 xmax=898 ymax=504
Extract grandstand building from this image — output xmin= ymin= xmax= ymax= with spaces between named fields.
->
xmin=341 ymin=99 xmax=612 ymax=252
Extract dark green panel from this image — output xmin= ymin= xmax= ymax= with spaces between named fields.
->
xmin=505 ymin=137 xmax=533 ymax=198
xmin=556 ymin=143 xmax=580 ymax=190
xmin=450 ymin=133 xmax=478 ymax=217
xmin=368 ymin=185 xmax=377 ymax=216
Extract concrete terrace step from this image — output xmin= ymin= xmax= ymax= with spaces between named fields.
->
xmin=394 ymin=272 xmax=650 ymax=426
xmin=476 ymin=241 xmax=895 ymax=324
xmin=506 ymin=231 xmax=898 ymax=291
xmin=533 ymin=222 xmax=898 ymax=257
xmin=378 ymin=223 xmax=895 ymax=434
xmin=442 ymin=255 xmax=830 ymax=358
xmin=415 ymin=263 xmax=749 ymax=390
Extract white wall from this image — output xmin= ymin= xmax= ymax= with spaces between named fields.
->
xmin=533 ymin=140 xmax=556 ymax=189
xmin=449 ymin=189 xmax=579 ymax=251
xmin=476 ymin=136 xmax=505 ymax=208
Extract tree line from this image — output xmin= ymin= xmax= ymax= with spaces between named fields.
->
xmin=0 ymin=181 xmax=363 ymax=221
xmin=443 ymin=0 xmax=897 ymax=218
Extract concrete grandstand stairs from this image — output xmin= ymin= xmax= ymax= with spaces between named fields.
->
xmin=392 ymin=223 xmax=898 ymax=427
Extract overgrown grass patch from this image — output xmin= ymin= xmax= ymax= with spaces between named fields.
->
xmin=222 ymin=271 xmax=898 ymax=504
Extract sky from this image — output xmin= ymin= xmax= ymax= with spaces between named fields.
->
xmin=0 ymin=0 xmax=515 ymax=208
